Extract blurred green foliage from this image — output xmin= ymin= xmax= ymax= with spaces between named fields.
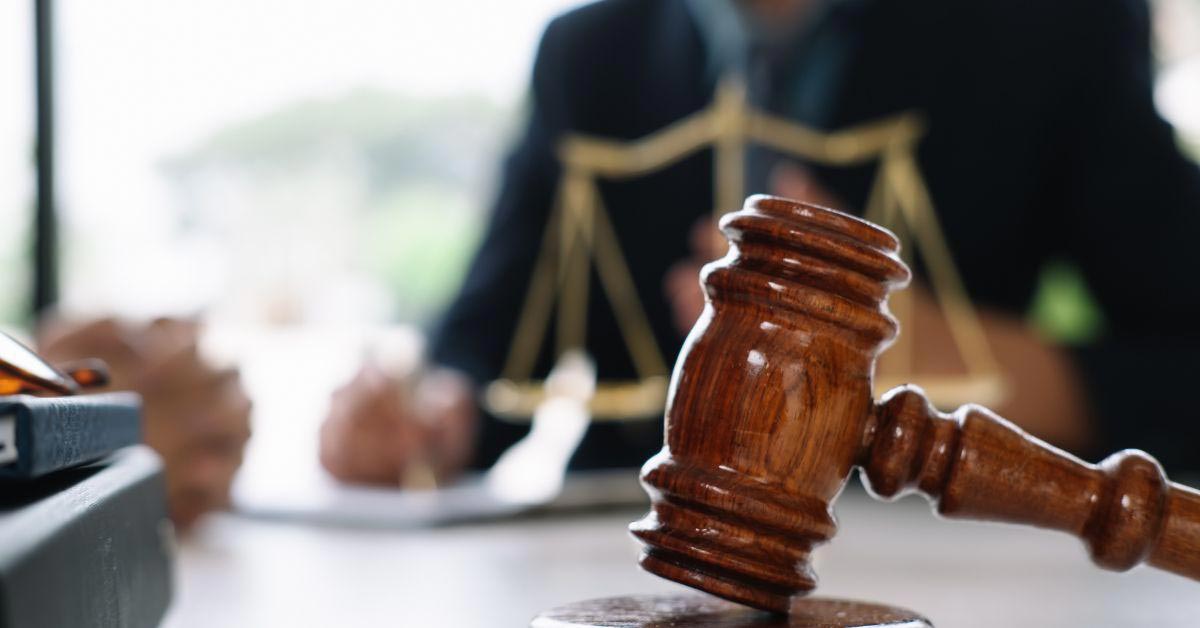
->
xmin=0 ymin=208 xmax=30 ymax=326
xmin=177 ymin=87 xmax=508 ymax=194
xmin=168 ymin=88 xmax=507 ymax=325
xmin=364 ymin=186 xmax=483 ymax=322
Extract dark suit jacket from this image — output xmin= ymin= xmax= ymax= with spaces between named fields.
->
xmin=430 ymin=0 xmax=1200 ymax=471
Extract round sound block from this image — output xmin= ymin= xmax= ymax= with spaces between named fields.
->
xmin=531 ymin=594 xmax=932 ymax=627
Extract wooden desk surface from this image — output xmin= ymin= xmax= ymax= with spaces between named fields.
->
xmin=162 ymin=488 xmax=1200 ymax=627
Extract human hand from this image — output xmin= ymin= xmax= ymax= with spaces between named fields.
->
xmin=876 ymin=283 xmax=1092 ymax=451
xmin=664 ymin=219 xmax=723 ymax=334
xmin=769 ymin=161 xmax=844 ymax=210
xmin=765 ymin=162 xmax=1089 ymax=441
xmin=665 ymin=163 xmax=845 ymax=335
xmin=319 ymin=365 xmax=476 ymax=487
xmin=37 ymin=317 xmax=252 ymax=529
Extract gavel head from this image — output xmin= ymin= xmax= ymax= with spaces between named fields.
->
xmin=631 ymin=195 xmax=911 ymax=613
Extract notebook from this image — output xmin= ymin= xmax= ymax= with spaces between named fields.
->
xmin=0 ymin=392 xmax=141 ymax=479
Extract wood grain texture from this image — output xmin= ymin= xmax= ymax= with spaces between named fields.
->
xmin=864 ymin=386 xmax=1200 ymax=579
xmin=631 ymin=195 xmax=1200 ymax=614
xmin=530 ymin=594 xmax=931 ymax=627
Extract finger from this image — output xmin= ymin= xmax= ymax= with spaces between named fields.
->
xmin=36 ymin=316 xmax=120 ymax=350
xmin=168 ymin=464 xmax=235 ymax=531
xmin=139 ymin=342 xmax=207 ymax=398
xmin=145 ymin=368 xmax=251 ymax=437
xmin=36 ymin=317 xmax=139 ymax=372
xmin=331 ymin=426 xmax=403 ymax=484
xmin=770 ymin=163 xmax=845 ymax=210
xmin=688 ymin=218 xmax=723 ymax=261
xmin=169 ymin=487 xmax=213 ymax=531
xmin=331 ymin=363 xmax=391 ymax=407
xmin=186 ymin=402 xmax=252 ymax=451
xmin=183 ymin=442 xmax=243 ymax=495
xmin=144 ymin=318 xmax=201 ymax=358
xmin=319 ymin=393 xmax=407 ymax=484
xmin=196 ymin=370 xmax=253 ymax=442
xmin=420 ymin=371 xmax=478 ymax=480
xmin=664 ymin=261 xmax=706 ymax=334
xmin=318 ymin=418 xmax=353 ymax=478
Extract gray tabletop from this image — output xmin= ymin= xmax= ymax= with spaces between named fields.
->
xmin=162 ymin=487 xmax=1200 ymax=627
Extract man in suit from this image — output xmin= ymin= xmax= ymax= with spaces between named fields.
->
xmin=319 ymin=0 xmax=1200 ymax=483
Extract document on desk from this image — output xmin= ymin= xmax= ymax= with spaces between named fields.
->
xmin=233 ymin=467 xmax=646 ymax=528
xmin=234 ymin=351 xmax=648 ymax=527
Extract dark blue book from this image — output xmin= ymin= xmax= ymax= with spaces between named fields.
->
xmin=0 ymin=446 xmax=173 ymax=628
xmin=0 ymin=393 xmax=141 ymax=480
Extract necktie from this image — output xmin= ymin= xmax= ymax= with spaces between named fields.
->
xmin=741 ymin=0 xmax=864 ymax=196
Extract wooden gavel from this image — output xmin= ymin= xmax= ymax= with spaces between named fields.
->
xmin=631 ymin=195 xmax=1200 ymax=614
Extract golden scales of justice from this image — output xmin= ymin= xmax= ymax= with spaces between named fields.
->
xmin=483 ymin=79 xmax=1007 ymax=423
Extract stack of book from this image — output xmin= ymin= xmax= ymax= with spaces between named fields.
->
xmin=0 ymin=393 xmax=172 ymax=628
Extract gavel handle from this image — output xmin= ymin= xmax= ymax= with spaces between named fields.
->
xmin=862 ymin=385 xmax=1200 ymax=580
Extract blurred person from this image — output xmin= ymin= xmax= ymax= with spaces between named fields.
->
xmin=38 ymin=317 xmax=252 ymax=529
xmin=321 ymin=0 xmax=1200 ymax=484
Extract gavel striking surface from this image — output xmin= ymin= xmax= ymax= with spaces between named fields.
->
xmin=530 ymin=594 xmax=931 ymax=628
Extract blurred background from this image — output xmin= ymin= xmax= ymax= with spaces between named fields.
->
xmin=3 ymin=1 xmax=1200 ymax=624
xmin=2 ymin=0 xmax=1198 ymax=505
xmin=4 ymin=0 xmax=1198 ymax=503
xmin=2 ymin=0 xmax=587 ymax=510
